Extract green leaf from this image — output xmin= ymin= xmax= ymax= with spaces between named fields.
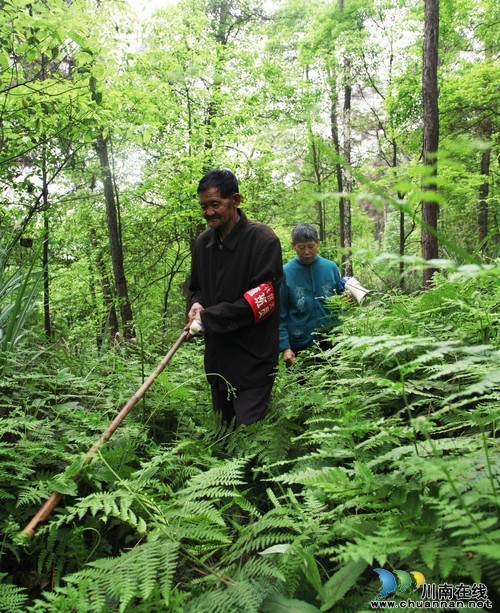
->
xmin=0 ymin=51 xmax=10 ymax=69
xmin=55 ymin=401 xmax=81 ymax=411
xmin=54 ymin=368 xmax=75 ymax=384
xmin=63 ymin=456 xmax=87 ymax=480
xmin=321 ymin=559 xmax=368 ymax=611
xmin=299 ymin=549 xmax=324 ymax=599
xmin=471 ymin=544 xmax=500 ymax=560
xmin=259 ymin=544 xmax=291 ymax=556
xmin=261 ymin=593 xmax=321 ymax=613
xmin=52 ymin=475 xmax=78 ymax=496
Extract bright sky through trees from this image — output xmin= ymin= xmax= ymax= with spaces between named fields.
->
xmin=126 ymin=0 xmax=178 ymax=16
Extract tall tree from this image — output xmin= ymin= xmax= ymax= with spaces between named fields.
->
xmin=478 ymin=138 xmax=491 ymax=251
xmin=437 ymin=0 xmax=498 ymax=255
xmin=421 ymin=0 xmax=440 ymax=287
xmin=0 ymin=0 xmax=123 ymax=347
xmin=42 ymin=150 xmax=52 ymax=339
xmin=342 ymin=53 xmax=353 ymax=275
xmin=89 ymin=227 xmax=119 ymax=345
xmin=292 ymin=0 xmax=378 ymax=271
xmin=95 ymin=135 xmax=134 ymax=339
xmin=326 ymin=63 xmax=346 ymax=251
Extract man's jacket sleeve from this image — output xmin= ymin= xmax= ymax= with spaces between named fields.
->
xmin=201 ymin=235 xmax=282 ymax=335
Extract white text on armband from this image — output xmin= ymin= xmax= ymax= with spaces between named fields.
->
xmin=243 ymin=281 xmax=275 ymax=323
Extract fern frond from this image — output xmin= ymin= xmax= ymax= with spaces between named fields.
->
xmin=184 ymin=576 xmax=272 ymax=613
xmin=166 ymin=498 xmax=228 ymax=527
xmin=38 ymin=539 xmax=181 ymax=612
xmin=0 ymin=573 xmax=29 ymax=613
xmin=180 ymin=457 xmax=247 ymax=499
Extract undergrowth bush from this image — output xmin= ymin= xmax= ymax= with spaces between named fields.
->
xmin=0 ymin=261 xmax=498 ymax=612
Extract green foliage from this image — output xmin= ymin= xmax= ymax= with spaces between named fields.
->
xmin=1 ymin=263 xmax=498 ymax=611
xmin=0 ymin=235 xmax=43 ymax=374
xmin=0 ymin=0 xmax=499 ymax=610
xmin=31 ymin=540 xmax=180 ymax=612
xmin=0 ymin=573 xmax=29 ymax=613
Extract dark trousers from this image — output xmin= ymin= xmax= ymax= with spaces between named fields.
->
xmin=211 ymin=382 xmax=274 ymax=426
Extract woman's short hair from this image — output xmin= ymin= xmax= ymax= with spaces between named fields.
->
xmin=291 ymin=224 xmax=319 ymax=244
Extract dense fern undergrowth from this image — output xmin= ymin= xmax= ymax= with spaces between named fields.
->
xmin=1 ymin=262 xmax=499 ymax=612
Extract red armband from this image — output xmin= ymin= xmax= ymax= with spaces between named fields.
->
xmin=244 ymin=281 xmax=275 ymax=323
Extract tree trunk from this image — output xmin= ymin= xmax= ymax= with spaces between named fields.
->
xmin=389 ymin=139 xmax=408 ymax=289
xmin=303 ymin=65 xmax=325 ymax=243
xmin=329 ymin=0 xmax=345 ymax=262
xmin=421 ymin=0 xmax=440 ymax=288
xmin=399 ymin=208 xmax=405 ymax=289
xmin=310 ymin=135 xmax=325 ymax=242
xmin=89 ymin=229 xmax=119 ymax=348
xmin=203 ymin=0 xmax=230 ymax=164
xmin=327 ymin=67 xmax=345 ymax=252
xmin=40 ymin=52 xmax=52 ymax=340
xmin=342 ymin=59 xmax=353 ymax=276
xmin=43 ymin=213 xmax=51 ymax=340
xmin=42 ymin=149 xmax=52 ymax=340
xmin=389 ymin=137 xmax=405 ymax=289
xmin=332 ymin=115 xmax=345 ymax=250
xmin=95 ymin=134 xmax=134 ymax=339
xmin=422 ymin=0 xmax=439 ymax=288
xmin=478 ymin=143 xmax=491 ymax=252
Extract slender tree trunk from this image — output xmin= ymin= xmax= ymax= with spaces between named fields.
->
xmin=43 ymin=213 xmax=51 ymax=340
xmin=95 ymin=134 xmax=134 ymax=339
xmin=203 ymin=2 xmax=229 ymax=164
xmin=39 ymin=52 xmax=52 ymax=340
xmin=478 ymin=142 xmax=491 ymax=252
xmin=391 ymin=139 xmax=406 ymax=289
xmin=98 ymin=262 xmax=120 ymax=346
xmin=42 ymin=150 xmax=52 ymax=339
xmin=342 ymin=59 xmax=353 ymax=276
xmin=399 ymin=208 xmax=405 ymax=288
xmin=421 ymin=0 xmax=440 ymax=288
xmin=310 ymin=134 xmax=325 ymax=242
xmin=89 ymin=228 xmax=119 ymax=347
xmin=333 ymin=124 xmax=345 ymax=250
xmin=303 ymin=65 xmax=325 ymax=242
xmin=327 ymin=67 xmax=345 ymax=251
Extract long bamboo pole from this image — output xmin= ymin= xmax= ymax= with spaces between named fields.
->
xmin=22 ymin=330 xmax=189 ymax=538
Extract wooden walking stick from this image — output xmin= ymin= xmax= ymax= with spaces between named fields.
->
xmin=22 ymin=330 xmax=190 ymax=538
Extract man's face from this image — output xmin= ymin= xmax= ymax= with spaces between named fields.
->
xmin=293 ymin=240 xmax=320 ymax=265
xmin=199 ymin=187 xmax=239 ymax=237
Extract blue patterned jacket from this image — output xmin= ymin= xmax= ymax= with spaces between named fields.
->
xmin=279 ymin=255 xmax=344 ymax=352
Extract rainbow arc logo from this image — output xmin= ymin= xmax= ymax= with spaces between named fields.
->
xmin=373 ymin=568 xmax=425 ymax=600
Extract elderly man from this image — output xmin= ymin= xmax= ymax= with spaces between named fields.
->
xmin=186 ymin=169 xmax=283 ymax=426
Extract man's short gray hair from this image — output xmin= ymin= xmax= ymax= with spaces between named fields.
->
xmin=291 ymin=224 xmax=319 ymax=244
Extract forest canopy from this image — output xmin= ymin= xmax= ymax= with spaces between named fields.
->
xmin=0 ymin=0 xmax=498 ymax=611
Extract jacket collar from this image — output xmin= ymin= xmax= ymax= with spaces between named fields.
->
xmin=205 ymin=209 xmax=247 ymax=250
